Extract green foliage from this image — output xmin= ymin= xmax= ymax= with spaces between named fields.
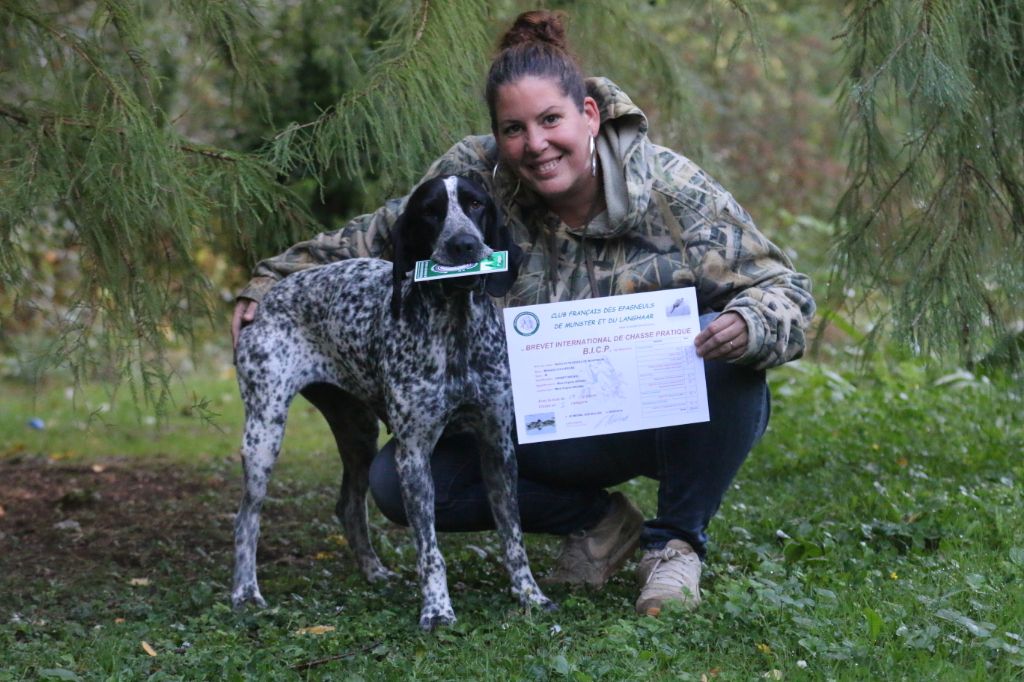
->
xmin=1 ymin=354 xmax=1022 ymax=679
xmin=833 ymin=0 xmax=1024 ymax=365
xmin=0 ymin=1 xmax=317 ymax=408
xmin=1 ymin=0 xmax=769 ymax=406
xmin=263 ymin=1 xmax=495 ymax=206
xmin=6 ymin=0 xmax=1020 ymax=399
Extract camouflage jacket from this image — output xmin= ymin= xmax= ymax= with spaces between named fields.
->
xmin=240 ymin=78 xmax=815 ymax=369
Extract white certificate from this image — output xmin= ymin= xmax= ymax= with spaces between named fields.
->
xmin=503 ymin=288 xmax=709 ymax=444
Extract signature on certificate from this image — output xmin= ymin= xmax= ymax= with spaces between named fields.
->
xmin=592 ymin=411 xmax=629 ymax=429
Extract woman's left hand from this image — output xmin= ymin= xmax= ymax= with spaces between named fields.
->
xmin=695 ymin=311 xmax=748 ymax=361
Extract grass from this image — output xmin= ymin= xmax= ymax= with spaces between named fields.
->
xmin=1 ymin=355 xmax=1022 ymax=680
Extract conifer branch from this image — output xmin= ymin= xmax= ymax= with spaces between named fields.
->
xmin=413 ymin=0 xmax=430 ymax=42
xmin=102 ymin=0 xmax=158 ymax=110
xmin=269 ymin=0 xmax=432 ymax=145
xmin=0 ymin=104 xmax=29 ymax=127
xmin=0 ymin=102 xmax=246 ymax=164
xmin=832 ymin=0 xmax=885 ymax=40
xmin=263 ymin=0 xmax=491 ymax=197
xmin=849 ymin=118 xmax=942 ymax=235
xmin=6 ymin=4 xmax=125 ymax=105
xmin=834 ymin=0 xmax=1023 ymax=363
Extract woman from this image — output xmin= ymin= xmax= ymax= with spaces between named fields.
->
xmin=232 ymin=10 xmax=815 ymax=616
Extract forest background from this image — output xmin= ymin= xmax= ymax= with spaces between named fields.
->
xmin=2 ymin=0 xmax=1021 ymax=391
xmin=1 ymin=1 xmax=1022 ymax=680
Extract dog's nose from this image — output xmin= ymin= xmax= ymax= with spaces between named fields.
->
xmin=449 ymin=233 xmax=481 ymax=259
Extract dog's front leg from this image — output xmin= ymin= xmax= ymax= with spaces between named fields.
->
xmin=394 ymin=441 xmax=456 ymax=630
xmin=477 ymin=418 xmax=556 ymax=613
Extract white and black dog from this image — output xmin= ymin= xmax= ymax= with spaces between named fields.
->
xmin=232 ymin=175 xmax=554 ymax=629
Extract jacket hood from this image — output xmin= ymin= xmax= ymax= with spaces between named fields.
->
xmin=584 ymin=77 xmax=652 ymax=239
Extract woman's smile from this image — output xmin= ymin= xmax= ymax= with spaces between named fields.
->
xmin=531 ymin=156 xmax=562 ymax=176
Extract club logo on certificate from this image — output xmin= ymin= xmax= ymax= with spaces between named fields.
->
xmin=511 ymin=311 xmax=540 ymax=337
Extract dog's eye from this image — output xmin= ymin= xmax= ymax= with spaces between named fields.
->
xmin=467 ymin=200 xmax=483 ymax=211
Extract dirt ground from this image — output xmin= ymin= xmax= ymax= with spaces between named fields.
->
xmin=0 ymin=454 xmax=237 ymax=601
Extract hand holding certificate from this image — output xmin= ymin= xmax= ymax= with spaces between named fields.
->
xmin=503 ymin=288 xmax=709 ymax=444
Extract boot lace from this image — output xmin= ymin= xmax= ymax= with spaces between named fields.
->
xmin=642 ymin=545 xmax=694 ymax=589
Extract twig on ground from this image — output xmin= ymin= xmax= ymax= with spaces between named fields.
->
xmin=290 ymin=640 xmax=384 ymax=671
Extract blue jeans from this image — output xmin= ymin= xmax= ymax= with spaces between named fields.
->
xmin=368 ymin=314 xmax=770 ymax=558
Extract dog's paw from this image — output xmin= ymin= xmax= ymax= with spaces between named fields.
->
xmin=539 ymin=598 xmax=559 ymax=613
xmin=231 ymin=585 xmax=267 ymax=610
xmin=362 ymin=562 xmax=398 ymax=584
xmin=518 ymin=591 xmax=558 ymax=614
xmin=418 ymin=606 xmax=456 ymax=632
xmin=513 ymin=581 xmax=556 ymax=610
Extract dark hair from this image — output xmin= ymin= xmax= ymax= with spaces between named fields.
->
xmin=485 ymin=10 xmax=587 ymax=131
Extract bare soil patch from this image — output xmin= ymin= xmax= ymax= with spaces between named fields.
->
xmin=0 ymin=454 xmax=239 ymax=603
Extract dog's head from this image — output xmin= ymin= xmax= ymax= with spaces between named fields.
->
xmin=391 ymin=175 xmax=522 ymax=317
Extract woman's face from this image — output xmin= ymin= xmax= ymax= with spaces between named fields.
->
xmin=494 ymin=76 xmax=600 ymax=219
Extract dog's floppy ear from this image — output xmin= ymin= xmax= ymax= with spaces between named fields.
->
xmin=481 ymin=196 xmax=522 ymax=298
xmin=390 ymin=178 xmax=446 ymax=318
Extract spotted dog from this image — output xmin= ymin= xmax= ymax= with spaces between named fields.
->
xmin=231 ymin=175 xmax=554 ymax=630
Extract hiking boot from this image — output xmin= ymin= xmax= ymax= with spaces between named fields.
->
xmin=635 ymin=539 xmax=702 ymax=615
xmin=541 ymin=492 xmax=644 ymax=588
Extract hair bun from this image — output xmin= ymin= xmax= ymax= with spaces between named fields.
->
xmin=485 ymin=9 xmax=587 ymax=127
xmin=499 ymin=10 xmax=569 ymax=51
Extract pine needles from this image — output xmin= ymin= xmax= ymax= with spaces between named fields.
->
xmin=265 ymin=0 xmax=494 ymax=198
xmin=5 ymin=0 xmax=730 ymax=409
xmin=12 ymin=0 xmax=1011 ymax=411
xmin=0 ymin=1 xmax=500 ymax=407
xmin=0 ymin=1 xmax=314 ymax=408
xmin=834 ymin=0 xmax=1024 ymax=364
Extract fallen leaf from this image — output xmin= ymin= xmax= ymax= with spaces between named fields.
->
xmin=129 ymin=578 xmax=151 ymax=587
xmin=465 ymin=544 xmax=489 ymax=559
xmin=295 ymin=625 xmax=336 ymax=636
xmin=314 ymin=551 xmax=333 ymax=561
xmin=141 ymin=641 xmax=157 ymax=657
xmin=91 ymin=464 xmax=106 ymax=473
xmin=327 ymin=534 xmax=348 ymax=547
xmin=53 ymin=519 xmax=82 ymax=533
xmin=114 ymin=618 xmax=126 ymax=624
xmin=0 ymin=504 xmax=6 ymax=518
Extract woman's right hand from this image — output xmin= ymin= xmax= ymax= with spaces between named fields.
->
xmin=232 ymin=298 xmax=259 ymax=350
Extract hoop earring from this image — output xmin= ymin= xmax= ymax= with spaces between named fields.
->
xmin=492 ymin=160 xmax=521 ymax=200
xmin=589 ymin=135 xmax=597 ymax=177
